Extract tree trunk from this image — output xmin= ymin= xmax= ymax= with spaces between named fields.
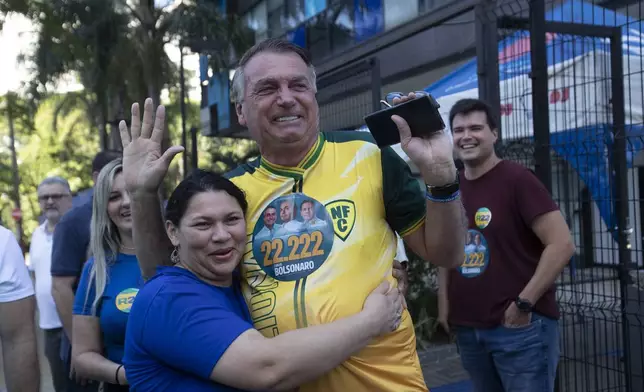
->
xmin=107 ymin=88 xmax=125 ymax=150
xmin=136 ymin=0 xmax=171 ymax=197
xmin=98 ymin=95 xmax=109 ymax=151
xmin=138 ymin=0 xmax=170 ymax=153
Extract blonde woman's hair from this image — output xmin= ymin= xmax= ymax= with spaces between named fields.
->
xmin=85 ymin=158 xmax=124 ymax=314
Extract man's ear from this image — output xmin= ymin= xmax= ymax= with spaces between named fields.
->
xmin=236 ymin=103 xmax=246 ymax=127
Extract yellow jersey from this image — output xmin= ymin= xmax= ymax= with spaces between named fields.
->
xmin=225 ymin=131 xmax=428 ymax=392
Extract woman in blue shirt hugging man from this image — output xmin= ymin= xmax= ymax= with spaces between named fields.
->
xmin=73 ymin=158 xmax=141 ymax=391
xmin=122 ymin=169 xmax=404 ymax=391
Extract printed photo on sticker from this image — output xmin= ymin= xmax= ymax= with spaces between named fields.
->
xmin=459 ymin=229 xmax=490 ymax=278
xmin=252 ymin=194 xmax=335 ymax=282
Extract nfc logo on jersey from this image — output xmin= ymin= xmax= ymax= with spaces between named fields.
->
xmin=324 ymin=200 xmax=356 ymax=241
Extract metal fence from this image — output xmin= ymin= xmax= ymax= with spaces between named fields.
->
xmin=316 ymin=57 xmax=381 ymax=132
xmin=314 ymin=0 xmax=644 ymax=390
xmin=476 ymin=1 xmax=644 ymax=391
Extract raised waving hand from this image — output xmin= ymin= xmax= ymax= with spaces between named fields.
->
xmin=118 ymin=98 xmax=184 ymax=195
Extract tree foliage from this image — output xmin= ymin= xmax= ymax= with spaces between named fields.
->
xmin=5 ymin=0 xmax=250 ymax=151
xmin=0 ymin=0 xmax=257 ymax=239
xmin=0 ymin=93 xmax=99 ymax=235
xmin=163 ymin=86 xmax=259 ymax=179
xmin=0 ymin=86 xmax=258 ymax=242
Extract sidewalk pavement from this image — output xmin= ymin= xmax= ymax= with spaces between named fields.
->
xmin=0 ymin=328 xmax=470 ymax=392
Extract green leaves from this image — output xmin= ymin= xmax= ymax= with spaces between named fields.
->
xmin=0 ymin=93 xmax=99 ymax=235
xmin=164 ymin=1 xmax=250 ymax=73
xmin=0 ymin=0 xmax=30 ymax=31
xmin=0 ymin=0 xmax=256 ymax=239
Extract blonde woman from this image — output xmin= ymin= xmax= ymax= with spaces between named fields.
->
xmin=72 ymin=158 xmax=141 ymax=391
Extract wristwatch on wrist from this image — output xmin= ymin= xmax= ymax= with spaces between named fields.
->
xmin=515 ymin=297 xmax=534 ymax=313
xmin=425 ymin=179 xmax=460 ymax=199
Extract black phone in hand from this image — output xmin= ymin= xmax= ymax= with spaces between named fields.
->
xmin=363 ymin=94 xmax=446 ymax=148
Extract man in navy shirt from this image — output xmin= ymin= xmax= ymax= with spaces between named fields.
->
xmin=51 ymin=149 xmax=122 ymax=392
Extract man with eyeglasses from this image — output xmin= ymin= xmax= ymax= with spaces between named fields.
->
xmin=120 ymin=38 xmax=465 ymax=391
xmin=28 ymin=176 xmax=73 ymax=392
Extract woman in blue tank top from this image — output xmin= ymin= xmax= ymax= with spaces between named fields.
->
xmin=72 ymin=158 xmax=141 ymax=391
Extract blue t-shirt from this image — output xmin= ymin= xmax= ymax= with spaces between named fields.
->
xmin=51 ymin=197 xmax=94 ymax=364
xmin=73 ymin=253 xmax=143 ymax=364
xmin=123 ymin=266 xmax=253 ymax=392
xmin=51 ymin=197 xmax=93 ymax=278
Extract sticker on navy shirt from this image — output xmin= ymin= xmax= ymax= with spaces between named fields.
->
xmin=252 ymin=193 xmax=335 ymax=282
xmin=459 ymin=229 xmax=490 ymax=278
xmin=115 ymin=288 xmax=139 ymax=313
xmin=474 ymin=207 xmax=492 ymax=229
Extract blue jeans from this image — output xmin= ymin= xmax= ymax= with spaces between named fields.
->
xmin=454 ymin=313 xmax=560 ymax=392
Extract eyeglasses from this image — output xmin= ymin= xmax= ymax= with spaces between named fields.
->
xmin=38 ymin=193 xmax=70 ymax=202
xmin=381 ymin=91 xmax=429 ymax=108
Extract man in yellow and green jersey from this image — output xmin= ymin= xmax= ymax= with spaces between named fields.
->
xmin=121 ymin=37 xmax=465 ymax=392
xmin=217 ymin=37 xmax=464 ymax=392
xmin=225 ymin=130 xmax=428 ymax=391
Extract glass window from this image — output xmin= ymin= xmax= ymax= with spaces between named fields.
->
xmin=353 ymin=0 xmax=385 ymax=42
xmin=285 ymin=0 xmax=306 ymax=30
xmin=267 ymin=0 xmax=285 ymax=37
xmin=305 ymin=0 xmax=327 ymax=18
xmin=244 ymin=2 xmax=268 ymax=43
xmin=384 ymin=0 xmax=419 ymax=30
xmin=419 ymin=0 xmax=448 ymax=14
xmin=201 ymin=82 xmax=208 ymax=109
xmin=328 ymin=0 xmax=354 ymax=52
xmin=304 ymin=0 xmax=354 ymax=61
xmin=286 ymin=24 xmax=307 ymax=48
xmin=306 ymin=10 xmax=331 ymax=61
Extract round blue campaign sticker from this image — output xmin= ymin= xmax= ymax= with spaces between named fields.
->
xmin=252 ymin=193 xmax=335 ymax=281
xmin=459 ymin=229 xmax=490 ymax=278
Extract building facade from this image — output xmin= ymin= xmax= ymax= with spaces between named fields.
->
xmin=198 ymin=0 xmax=640 ymax=138
xmin=199 ymin=0 xmax=480 ymax=138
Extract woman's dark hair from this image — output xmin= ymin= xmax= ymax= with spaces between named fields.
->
xmin=165 ymin=169 xmax=248 ymax=226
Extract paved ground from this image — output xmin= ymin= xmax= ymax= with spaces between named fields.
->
xmin=1 ymin=270 xmax=634 ymax=392
xmin=1 ymin=327 xmax=471 ymax=392
xmin=420 ymin=344 xmax=469 ymax=389
xmin=5 ymin=322 xmax=628 ymax=392
xmin=6 ymin=326 xmax=631 ymax=392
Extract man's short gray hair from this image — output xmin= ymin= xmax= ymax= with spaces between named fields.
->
xmin=230 ymin=38 xmax=317 ymax=104
xmin=38 ymin=176 xmax=71 ymax=194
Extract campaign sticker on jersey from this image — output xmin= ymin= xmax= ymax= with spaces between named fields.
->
xmin=459 ymin=229 xmax=490 ymax=278
xmin=474 ymin=207 xmax=492 ymax=229
xmin=252 ymin=193 xmax=335 ymax=281
xmin=115 ymin=288 xmax=139 ymax=313
xmin=324 ymin=199 xmax=356 ymax=241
